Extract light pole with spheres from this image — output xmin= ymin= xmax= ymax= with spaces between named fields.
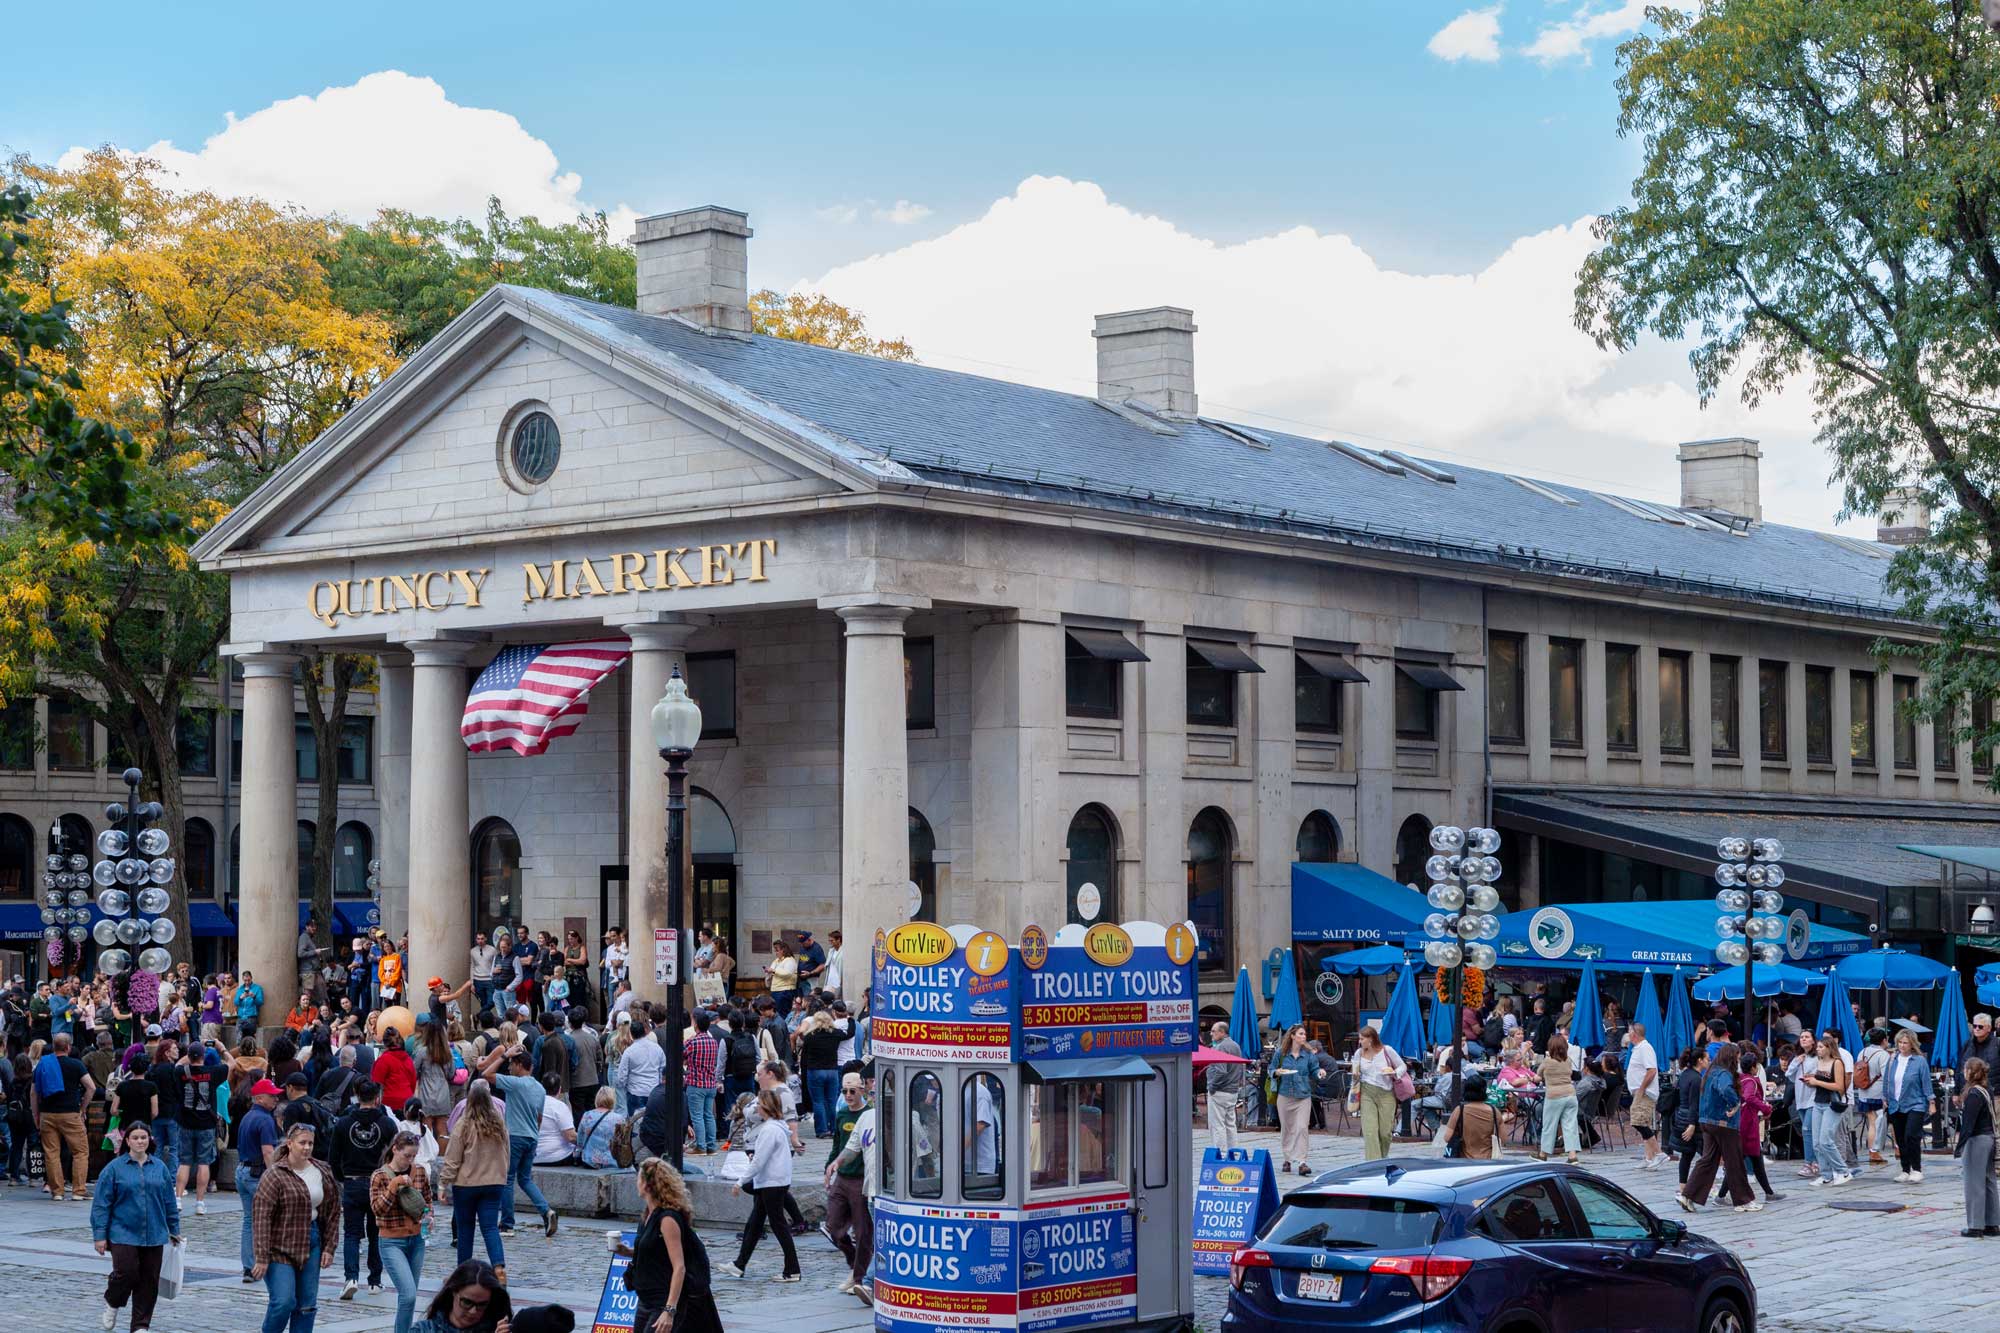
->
xmin=1712 ymin=836 xmax=1786 ymax=1048
xmin=649 ymin=664 xmax=702 ymax=1174
xmin=1421 ymin=825 xmax=1504 ymax=1114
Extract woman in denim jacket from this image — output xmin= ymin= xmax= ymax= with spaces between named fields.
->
xmin=1880 ymin=1028 xmax=1934 ymax=1182
xmin=1678 ymin=1042 xmax=1758 ymax=1212
xmin=91 ymin=1120 xmax=183 ymax=1332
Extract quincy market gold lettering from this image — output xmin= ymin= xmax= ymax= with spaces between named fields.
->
xmin=520 ymin=539 xmax=776 ymax=606
xmin=308 ymin=568 xmax=491 ymax=628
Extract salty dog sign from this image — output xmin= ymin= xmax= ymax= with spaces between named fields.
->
xmin=870 ymin=923 xmax=1017 ymax=1063
xmin=1020 ymin=921 xmax=1199 ymax=1061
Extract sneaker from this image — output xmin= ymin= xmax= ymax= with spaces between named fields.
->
xmin=1894 ymin=1171 xmax=1910 ymax=1182
xmin=1734 ymin=1201 xmax=1764 ymax=1212
xmin=1796 ymin=1166 xmax=1819 ymax=1178
xmin=720 ymin=1262 xmax=745 ymax=1280
xmin=242 ymin=1270 xmax=256 ymax=1284
xmin=1565 ymin=1154 xmax=1580 ymax=1166
xmin=368 ymin=1284 xmax=383 ymax=1294
xmin=773 ymin=1273 xmax=802 ymax=1283
xmin=836 ymin=1280 xmax=858 ymax=1295
xmin=1830 ymin=1172 xmax=1853 ymax=1186
xmin=340 ymin=1280 xmax=358 ymax=1301
xmin=854 ymin=1284 xmax=873 ymax=1306
xmin=498 ymin=1226 xmax=516 ymax=1238
xmin=195 ymin=1201 xmax=206 ymax=1217
xmin=1675 ymin=1195 xmax=1696 ymax=1213
xmin=544 ymin=1211 xmax=560 ymax=1238
xmin=101 ymin=1304 xmax=117 ymax=1331
xmin=1909 ymin=1171 xmax=1923 ymax=1183
xmin=1810 ymin=1176 xmax=1831 ymax=1188
xmin=1765 ymin=1192 xmax=1786 ymax=1201
xmin=819 ymin=1222 xmax=838 ymax=1247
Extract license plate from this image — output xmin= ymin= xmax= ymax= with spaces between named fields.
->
xmin=1296 ymin=1274 xmax=1343 ymax=1301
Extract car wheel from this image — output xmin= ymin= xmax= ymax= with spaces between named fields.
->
xmin=1701 ymin=1296 xmax=1747 ymax=1333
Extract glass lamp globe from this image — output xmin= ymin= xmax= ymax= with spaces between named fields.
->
xmin=1467 ymin=827 xmax=1501 ymax=855
xmin=136 ymin=887 xmax=171 ymax=916
xmin=97 ymin=949 xmax=129 ymax=976
xmin=138 ymin=802 xmax=163 ymax=821
xmin=115 ymin=918 xmax=149 ymax=947
xmin=42 ymin=890 xmax=62 ymax=909
xmin=1424 ymin=854 xmax=1456 ymax=884
xmin=149 ymin=918 xmax=177 ymax=945
xmin=1755 ymin=942 xmax=1784 ymax=966
xmin=1753 ymin=889 xmax=1784 ymax=915
xmin=45 ymin=853 xmax=63 ymax=873
xmin=42 ymin=925 xmax=60 ymax=941
xmin=1424 ymin=913 xmax=1450 ymax=940
xmin=93 ymin=860 xmax=117 ymax=887
xmin=97 ymin=888 xmax=131 ymax=917
xmin=1467 ymin=884 xmax=1500 ymax=914
xmin=67 ymin=853 xmax=87 ymax=873
xmin=114 ymin=858 xmax=145 ymax=886
xmin=649 ymin=667 xmax=704 ymax=754
xmin=1429 ymin=825 xmax=1465 ymax=853
xmin=1754 ymin=838 xmax=1785 ymax=861
xmin=66 ymin=925 xmax=86 ymax=942
xmin=65 ymin=888 xmax=87 ymax=907
xmin=1427 ymin=883 xmax=1465 ymax=912
xmin=1763 ymin=865 xmax=1785 ymax=888
xmin=92 ymin=919 xmax=118 ymax=947
xmin=137 ymin=947 xmax=171 ymax=974
xmin=96 ymin=829 xmax=129 ymax=858
xmin=1423 ymin=941 xmax=1449 ymax=969
xmin=1744 ymin=864 xmax=1768 ymax=887
xmin=136 ymin=828 xmax=169 ymax=856
xmin=1713 ymin=862 xmax=1742 ymax=888
xmin=1434 ymin=941 xmax=1464 ymax=969
xmin=38 ymin=909 xmax=55 ymax=926
xmin=1455 ymin=914 xmax=1484 ymax=940
xmin=147 ymin=858 xmax=175 ymax=885
xmin=1467 ymin=943 xmax=1498 ymax=971
xmin=104 ymin=802 xmax=127 ymax=822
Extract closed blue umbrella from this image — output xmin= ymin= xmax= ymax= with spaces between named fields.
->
xmin=1664 ymin=967 xmax=1695 ymax=1060
xmin=1934 ymin=970 xmax=1970 ymax=1071
xmin=1229 ymin=966 xmax=1261 ymax=1059
xmin=1814 ymin=971 xmax=1864 ymax=1055
xmin=1429 ymin=981 xmax=1457 ymax=1052
xmin=1270 ymin=947 xmax=1304 ymax=1033
xmin=1632 ymin=969 xmax=1664 ymax=1046
xmin=1378 ymin=963 xmax=1426 ymax=1062
xmin=1568 ymin=960 xmax=1602 ymax=1051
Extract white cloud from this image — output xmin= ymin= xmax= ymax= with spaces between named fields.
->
xmin=1428 ymin=6 xmax=1504 ymax=63
xmin=815 ymin=204 xmax=862 ymax=224
xmin=810 ymin=175 xmax=1853 ymax=531
xmin=874 ymin=200 xmax=934 ymax=225
xmin=1524 ymin=0 xmax=1695 ymax=65
xmin=60 ymin=70 xmax=630 ymax=228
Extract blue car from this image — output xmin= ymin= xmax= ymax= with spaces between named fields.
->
xmin=1223 ymin=1157 xmax=1755 ymax=1333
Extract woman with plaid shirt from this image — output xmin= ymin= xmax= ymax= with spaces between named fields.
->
xmin=251 ymin=1121 xmax=340 ymax=1333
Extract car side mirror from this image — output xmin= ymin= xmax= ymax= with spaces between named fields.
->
xmin=1657 ymin=1219 xmax=1687 ymax=1245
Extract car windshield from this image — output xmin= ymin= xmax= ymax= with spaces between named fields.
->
xmin=1261 ymin=1194 xmax=1440 ymax=1251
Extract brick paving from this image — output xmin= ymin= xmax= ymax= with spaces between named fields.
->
xmin=0 ymin=1125 xmax=1980 ymax=1332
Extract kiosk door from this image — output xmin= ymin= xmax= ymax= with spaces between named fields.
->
xmin=1131 ymin=1059 xmax=1192 ymax=1327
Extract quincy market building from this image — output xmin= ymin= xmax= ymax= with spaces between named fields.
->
xmin=191 ymin=205 xmax=2000 ymax=1017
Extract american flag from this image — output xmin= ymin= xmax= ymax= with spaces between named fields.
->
xmin=461 ymin=638 xmax=631 ymax=756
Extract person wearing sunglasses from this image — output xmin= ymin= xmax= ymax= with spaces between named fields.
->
xmin=410 ymin=1260 xmax=512 ymax=1333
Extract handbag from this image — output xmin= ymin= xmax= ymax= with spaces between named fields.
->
xmin=396 ymin=1181 xmax=429 ymax=1220
xmin=1391 ymin=1064 xmax=1416 ymax=1103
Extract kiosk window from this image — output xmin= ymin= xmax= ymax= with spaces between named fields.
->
xmin=909 ymin=1072 xmax=943 ymax=1198
xmin=880 ymin=1069 xmax=897 ymax=1195
xmin=1077 ymin=1081 xmax=1121 ymax=1186
xmin=1141 ymin=1069 xmax=1169 ymax=1189
xmin=963 ymin=1073 xmax=1005 ymax=1201
xmin=1029 ymin=1083 xmax=1072 ymax=1192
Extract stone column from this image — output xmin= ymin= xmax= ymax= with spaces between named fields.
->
xmin=968 ymin=612 xmax=1065 ymax=937
xmin=1689 ymin=652 xmax=1714 ymax=788
xmin=1786 ymin=662 xmax=1808 ymax=790
xmin=1353 ymin=646 xmax=1396 ymax=877
xmin=827 ymin=597 xmax=923 ymax=961
xmin=1877 ymin=670 xmax=1898 ymax=797
xmin=620 ymin=617 xmax=699 ymax=1005
xmin=1918 ymin=674 xmax=1937 ymax=801
xmin=1250 ymin=635 xmax=1295 ymax=965
xmin=1526 ymin=633 xmax=1552 ymax=783
xmin=1832 ymin=667 xmax=1855 ymax=794
xmin=1138 ymin=624 xmax=1189 ymax=918
xmin=1584 ymin=640 xmax=1609 ymax=785
xmin=236 ymin=650 xmax=300 ymax=1026
xmin=1738 ymin=658 xmax=1762 ymax=793
xmin=1638 ymin=645 xmax=1663 ymax=787
xmin=405 ymin=639 xmax=475 ymax=988
xmin=375 ymin=652 xmax=413 ymax=942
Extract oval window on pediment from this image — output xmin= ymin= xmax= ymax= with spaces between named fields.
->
xmin=499 ymin=403 xmax=562 ymax=490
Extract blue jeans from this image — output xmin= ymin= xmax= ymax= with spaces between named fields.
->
xmin=807 ymin=1068 xmax=841 ymax=1137
xmin=1813 ymin=1104 xmax=1847 ymax=1177
xmin=378 ymin=1232 xmax=426 ymax=1333
xmin=451 ymin=1183 xmax=504 ymax=1267
xmin=501 ymin=1135 xmax=549 ymax=1228
xmin=686 ymin=1086 xmax=717 ymax=1152
xmin=340 ymin=1175 xmax=381 ymax=1283
xmin=237 ymin=1166 xmax=262 ymax=1269
xmin=261 ymin=1221 xmax=322 ymax=1333
xmin=153 ymin=1121 xmax=180 ymax=1180
xmin=474 ymin=980 xmax=495 ymax=1015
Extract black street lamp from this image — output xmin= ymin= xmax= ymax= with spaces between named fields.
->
xmin=649 ymin=664 xmax=702 ymax=1173
xmin=1421 ymin=825 xmax=1503 ymax=1114
xmin=1712 ymin=836 xmax=1786 ymax=1046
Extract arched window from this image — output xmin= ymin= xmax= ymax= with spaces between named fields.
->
xmin=471 ymin=818 xmax=522 ymax=939
xmin=1187 ymin=807 xmax=1233 ymax=976
xmin=0 ymin=814 xmax=30 ymax=897
xmin=183 ymin=818 xmax=216 ymax=900
xmin=1296 ymin=811 xmax=1340 ymax=864
xmin=1065 ymin=806 xmax=1119 ymax=925
xmin=1394 ymin=815 xmax=1434 ymax=889
xmin=909 ymin=809 xmax=937 ymax=923
xmin=690 ymin=789 xmax=738 ymax=959
xmin=909 ymin=1070 xmax=942 ymax=1198
xmin=335 ymin=822 xmax=372 ymax=898
xmin=296 ymin=821 xmax=316 ymax=899
xmin=57 ymin=814 xmax=92 ymax=862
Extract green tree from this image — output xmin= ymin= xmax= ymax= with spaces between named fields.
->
xmin=1576 ymin=0 xmax=2000 ymax=772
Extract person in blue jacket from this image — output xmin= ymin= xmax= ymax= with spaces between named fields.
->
xmin=91 ymin=1120 xmax=183 ymax=1332
xmin=1678 ymin=1041 xmax=1758 ymax=1212
xmin=1882 ymin=1027 xmax=1935 ymax=1183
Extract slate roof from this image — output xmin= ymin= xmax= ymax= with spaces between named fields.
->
xmin=527 ymin=288 xmax=1909 ymax=624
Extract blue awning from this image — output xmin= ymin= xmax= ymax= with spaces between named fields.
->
xmin=1457 ymin=898 xmax=1870 ymax=972
xmin=1292 ymin=863 xmax=1433 ymax=943
xmin=1024 ymin=1056 xmax=1159 ymax=1082
xmin=0 ymin=903 xmax=48 ymax=942
xmin=1320 ymin=944 xmax=1410 ymax=975
xmin=190 ymin=902 xmax=234 ymax=937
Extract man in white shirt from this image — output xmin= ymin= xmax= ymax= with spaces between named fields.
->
xmin=964 ymin=1074 xmax=999 ymax=1175
xmin=469 ymin=934 xmax=498 ymax=1017
xmin=618 ymin=1018 xmax=667 ymax=1109
xmin=824 ymin=930 xmax=846 ymax=1000
xmin=1623 ymin=1022 xmax=1663 ymax=1168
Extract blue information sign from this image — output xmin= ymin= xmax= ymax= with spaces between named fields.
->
xmin=590 ymin=1230 xmax=638 ymax=1333
xmin=1191 ymin=1149 xmax=1278 ymax=1277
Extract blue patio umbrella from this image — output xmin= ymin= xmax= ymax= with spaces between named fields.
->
xmin=1631 ymin=969 xmax=1664 ymax=1045
xmin=1568 ymin=961 xmax=1603 ymax=1051
xmin=1229 ymin=966 xmax=1262 ymax=1059
xmin=1270 ymin=947 xmax=1304 ymax=1033
xmin=1379 ymin=962 xmax=1426 ymax=1061
xmin=1814 ymin=971 xmax=1864 ymax=1054
xmin=1690 ymin=961 xmax=1823 ymax=1002
xmin=1664 ymin=967 xmax=1695 ymax=1060
xmin=1934 ymin=970 xmax=1970 ymax=1070
xmin=1429 ymin=980 xmax=1458 ymax=1052
xmin=1834 ymin=947 xmax=1952 ymax=992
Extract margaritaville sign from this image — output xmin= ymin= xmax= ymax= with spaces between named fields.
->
xmin=307 ymin=538 xmax=778 ymax=628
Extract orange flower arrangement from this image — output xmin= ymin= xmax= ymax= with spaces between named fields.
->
xmin=1436 ymin=965 xmax=1486 ymax=1009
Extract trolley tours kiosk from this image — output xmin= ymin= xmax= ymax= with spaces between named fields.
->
xmin=869 ymin=919 xmax=1199 ymax=1333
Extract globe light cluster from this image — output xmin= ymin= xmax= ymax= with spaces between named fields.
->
xmin=1420 ymin=824 xmax=1503 ymax=974
xmin=1713 ymin=835 xmax=1786 ymax=968
xmin=81 ymin=769 xmax=175 ymax=978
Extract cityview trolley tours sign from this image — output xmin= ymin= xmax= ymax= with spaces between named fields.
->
xmin=869 ymin=921 xmax=1200 ymax=1333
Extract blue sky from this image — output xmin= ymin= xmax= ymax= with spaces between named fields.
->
xmin=4 ymin=1 xmax=1860 ymax=531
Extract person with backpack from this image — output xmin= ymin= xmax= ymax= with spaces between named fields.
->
xmin=330 ymin=1080 xmax=399 ymax=1301
xmin=722 ymin=1022 xmax=760 ymax=1130
xmin=618 ymin=1158 xmax=722 ymax=1332
xmin=1855 ymin=1027 xmax=1890 ymax=1166
xmin=577 ymin=1087 xmax=630 ymax=1169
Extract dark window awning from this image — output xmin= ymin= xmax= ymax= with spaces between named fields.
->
xmin=1297 ymin=650 xmax=1367 ymax=684
xmin=1066 ymin=628 xmax=1150 ymax=662
xmin=1025 ymin=1055 xmax=1159 ymax=1083
xmin=1396 ymin=663 xmax=1464 ymax=692
xmin=1187 ymin=640 xmax=1265 ymax=673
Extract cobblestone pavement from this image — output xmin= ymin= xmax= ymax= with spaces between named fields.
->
xmin=0 ymin=1126 xmax=1980 ymax=1332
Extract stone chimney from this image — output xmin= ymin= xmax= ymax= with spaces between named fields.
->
xmin=1676 ymin=437 xmax=1762 ymax=523
xmin=1876 ymin=486 xmax=1931 ymax=546
xmin=632 ymin=206 xmax=753 ymax=336
xmin=1094 ymin=307 xmax=1197 ymax=418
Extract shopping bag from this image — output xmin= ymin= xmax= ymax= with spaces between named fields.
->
xmin=158 ymin=1241 xmax=185 ymax=1301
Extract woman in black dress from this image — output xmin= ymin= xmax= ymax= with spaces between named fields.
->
xmin=617 ymin=1159 xmax=721 ymax=1333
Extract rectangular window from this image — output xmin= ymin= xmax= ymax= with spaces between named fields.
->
xmin=176 ymin=709 xmax=215 ymax=777
xmin=1658 ymin=650 xmax=1690 ymax=755
xmin=338 ymin=717 xmax=373 ymax=784
xmin=1850 ymin=671 xmax=1877 ymax=767
xmin=1759 ymin=661 xmax=1788 ymax=761
xmin=1976 ymin=697 xmax=1994 ymax=776
xmin=1549 ymin=639 xmax=1583 ymax=748
xmin=1605 ymin=644 xmax=1638 ymax=751
xmin=686 ymin=651 xmax=736 ymax=740
xmin=1294 ymin=659 xmax=1342 ymax=734
xmin=1487 ymin=632 xmax=1525 ymax=745
xmin=0 ymin=701 xmax=31 ymax=770
xmin=48 ymin=699 xmax=93 ymax=771
xmin=904 ymin=636 xmax=936 ymax=730
xmin=1029 ymin=1082 xmax=1073 ymax=1193
xmin=1186 ymin=648 xmax=1236 ymax=727
xmin=1805 ymin=666 xmax=1833 ymax=764
xmin=1893 ymin=675 xmax=1918 ymax=771
xmin=1064 ymin=630 xmax=1146 ymax=721
xmin=1710 ymin=656 xmax=1741 ymax=757
xmin=1394 ymin=669 xmax=1436 ymax=741
xmin=294 ymin=717 xmax=317 ymax=782
xmin=962 ymin=1072 xmax=1004 ymax=1201
xmin=1938 ymin=699 xmax=1959 ymax=773
xmin=1141 ymin=1070 xmax=1169 ymax=1189
xmin=1076 ymin=1081 xmax=1121 ymax=1186
xmin=230 ymin=709 xmax=242 ymax=780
